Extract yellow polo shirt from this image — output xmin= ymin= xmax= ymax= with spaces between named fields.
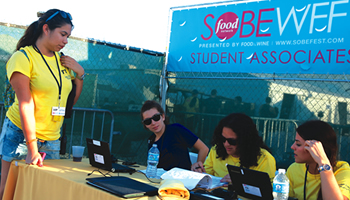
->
xmin=6 ymin=46 xmax=73 ymax=140
xmin=204 ymin=146 xmax=276 ymax=182
xmin=286 ymin=161 xmax=350 ymax=200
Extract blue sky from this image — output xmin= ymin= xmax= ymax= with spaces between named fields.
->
xmin=1 ymin=0 xmax=225 ymax=52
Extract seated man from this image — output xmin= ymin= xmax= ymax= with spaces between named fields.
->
xmin=192 ymin=113 xmax=276 ymax=183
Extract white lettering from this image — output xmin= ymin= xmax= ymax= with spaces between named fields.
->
xmin=328 ymin=0 xmax=348 ymax=32
xmin=310 ymin=2 xmax=329 ymax=34
xmin=276 ymin=4 xmax=310 ymax=36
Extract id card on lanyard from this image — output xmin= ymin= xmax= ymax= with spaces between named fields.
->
xmin=34 ymin=45 xmax=65 ymax=122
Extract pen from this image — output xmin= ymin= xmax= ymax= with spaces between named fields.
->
xmin=195 ymin=166 xmax=202 ymax=169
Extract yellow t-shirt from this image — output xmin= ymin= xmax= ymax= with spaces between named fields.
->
xmin=183 ymin=96 xmax=199 ymax=118
xmin=286 ymin=161 xmax=350 ymax=200
xmin=204 ymin=146 xmax=276 ymax=182
xmin=6 ymin=46 xmax=74 ymax=140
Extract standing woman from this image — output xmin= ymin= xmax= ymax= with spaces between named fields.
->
xmin=287 ymin=120 xmax=350 ymax=200
xmin=0 ymin=9 xmax=84 ymax=198
xmin=141 ymin=100 xmax=209 ymax=170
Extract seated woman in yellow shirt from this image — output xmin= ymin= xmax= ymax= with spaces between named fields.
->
xmin=286 ymin=120 xmax=350 ymax=200
xmin=192 ymin=113 xmax=276 ymax=184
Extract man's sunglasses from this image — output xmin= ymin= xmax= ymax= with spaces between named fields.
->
xmin=221 ymin=136 xmax=237 ymax=146
xmin=142 ymin=113 xmax=162 ymax=125
xmin=46 ymin=11 xmax=72 ymax=22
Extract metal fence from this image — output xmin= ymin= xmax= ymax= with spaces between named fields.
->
xmin=164 ymin=72 xmax=350 ymax=167
xmin=0 ymin=22 xmax=164 ymax=166
xmin=0 ymin=102 xmax=114 ymax=158
xmin=1 ymin=22 xmax=350 ymax=168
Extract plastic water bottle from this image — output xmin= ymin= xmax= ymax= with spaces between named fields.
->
xmin=146 ymin=144 xmax=159 ymax=178
xmin=273 ymin=168 xmax=289 ymax=200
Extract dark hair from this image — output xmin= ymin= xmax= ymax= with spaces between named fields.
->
xmin=211 ymin=89 xmax=217 ymax=96
xmin=297 ymin=120 xmax=337 ymax=168
xmin=296 ymin=120 xmax=338 ymax=200
xmin=189 ymin=96 xmax=198 ymax=108
xmin=212 ymin=113 xmax=271 ymax=168
xmin=140 ymin=100 xmax=169 ymax=128
xmin=16 ymin=9 xmax=73 ymax=51
xmin=265 ymin=97 xmax=272 ymax=104
xmin=234 ymin=96 xmax=242 ymax=103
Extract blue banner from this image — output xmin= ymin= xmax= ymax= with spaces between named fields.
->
xmin=167 ymin=0 xmax=350 ymax=74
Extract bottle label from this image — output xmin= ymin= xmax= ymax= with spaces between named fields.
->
xmin=148 ymin=152 xmax=159 ymax=162
xmin=273 ymin=183 xmax=289 ymax=193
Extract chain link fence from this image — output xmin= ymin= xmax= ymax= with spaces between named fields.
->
xmin=165 ymin=72 xmax=350 ymax=168
xmin=0 ymin=22 xmax=164 ymax=165
xmin=1 ymin=22 xmax=349 ymax=168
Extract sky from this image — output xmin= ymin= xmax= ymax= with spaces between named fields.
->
xmin=0 ymin=0 xmax=225 ymax=53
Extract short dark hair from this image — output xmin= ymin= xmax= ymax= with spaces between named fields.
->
xmin=265 ymin=97 xmax=272 ymax=104
xmin=211 ymin=89 xmax=217 ymax=96
xmin=234 ymin=96 xmax=242 ymax=103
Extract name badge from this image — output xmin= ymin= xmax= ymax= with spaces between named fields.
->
xmin=52 ymin=107 xmax=66 ymax=116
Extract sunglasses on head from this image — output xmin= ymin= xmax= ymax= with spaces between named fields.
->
xmin=46 ymin=10 xmax=72 ymax=22
xmin=142 ymin=113 xmax=162 ymax=125
xmin=221 ymin=136 xmax=237 ymax=146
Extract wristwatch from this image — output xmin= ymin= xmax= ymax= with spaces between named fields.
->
xmin=76 ymin=73 xmax=86 ymax=80
xmin=318 ymin=164 xmax=332 ymax=173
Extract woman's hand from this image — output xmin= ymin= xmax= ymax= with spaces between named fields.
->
xmin=60 ymin=55 xmax=84 ymax=76
xmin=25 ymin=151 xmax=43 ymax=167
xmin=220 ymin=174 xmax=231 ymax=186
xmin=304 ymin=140 xmax=330 ymax=166
xmin=191 ymin=161 xmax=206 ymax=173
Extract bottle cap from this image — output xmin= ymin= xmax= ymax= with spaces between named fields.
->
xmin=152 ymin=144 xmax=157 ymax=147
xmin=278 ymin=168 xmax=286 ymax=174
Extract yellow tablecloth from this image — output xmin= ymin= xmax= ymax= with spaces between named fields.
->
xmin=3 ymin=158 xmax=160 ymax=200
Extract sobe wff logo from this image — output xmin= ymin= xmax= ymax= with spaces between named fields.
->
xmin=201 ymin=8 xmax=274 ymax=41
xmin=201 ymin=1 xmax=348 ymax=41
xmin=215 ymin=12 xmax=239 ymax=40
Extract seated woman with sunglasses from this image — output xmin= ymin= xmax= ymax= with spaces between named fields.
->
xmin=192 ymin=113 xmax=276 ymax=184
xmin=286 ymin=120 xmax=350 ymax=200
xmin=0 ymin=9 xmax=84 ymax=199
xmin=141 ymin=100 xmax=209 ymax=170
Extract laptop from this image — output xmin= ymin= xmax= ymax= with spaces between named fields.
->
xmin=226 ymin=165 xmax=273 ymax=200
xmin=86 ymin=138 xmax=136 ymax=173
xmin=86 ymin=176 xmax=158 ymax=198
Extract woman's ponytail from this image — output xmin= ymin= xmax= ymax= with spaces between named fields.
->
xmin=16 ymin=9 xmax=73 ymax=51
xmin=16 ymin=20 xmax=42 ymax=50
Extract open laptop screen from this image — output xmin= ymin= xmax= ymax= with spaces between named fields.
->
xmin=86 ymin=138 xmax=135 ymax=173
xmin=227 ymin=165 xmax=273 ymax=200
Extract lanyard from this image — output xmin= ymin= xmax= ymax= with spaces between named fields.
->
xmin=33 ymin=45 xmax=62 ymax=106
xmin=304 ymin=164 xmax=309 ymax=200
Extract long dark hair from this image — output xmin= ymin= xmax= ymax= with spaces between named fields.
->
xmin=16 ymin=9 xmax=73 ymax=51
xmin=296 ymin=120 xmax=338 ymax=200
xmin=140 ymin=100 xmax=169 ymax=128
xmin=212 ymin=113 xmax=271 ymax=168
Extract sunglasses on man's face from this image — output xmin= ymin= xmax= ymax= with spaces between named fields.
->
xmin=46 ymin=10 xmax=72 ymax=22
xmin=142 ymin=113 xmax=162 ymax=125
xmin=221 ymin=136 xmax=237 ymax=146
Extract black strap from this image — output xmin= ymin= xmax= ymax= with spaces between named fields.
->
xmin=33 ymin=45 xmax=62 ymax=105
xmin=304 ymin=164 xmax=309 ymax=200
